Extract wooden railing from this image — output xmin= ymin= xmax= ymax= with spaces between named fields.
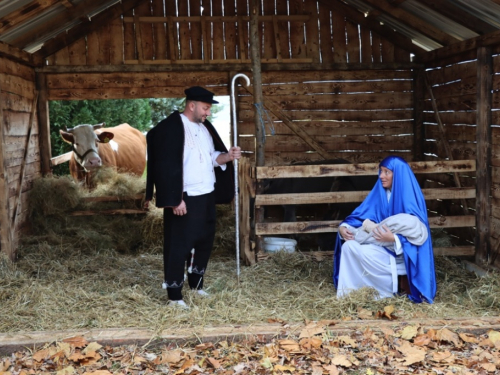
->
xmin=245 ymin=159 xmax=477 ymax=263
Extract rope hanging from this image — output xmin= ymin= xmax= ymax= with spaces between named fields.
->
xmin=253 ymin=102 xmax=275 ymax=144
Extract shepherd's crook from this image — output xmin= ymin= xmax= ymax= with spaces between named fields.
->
xmin=231 ymin=73 xmax=250 ymax=282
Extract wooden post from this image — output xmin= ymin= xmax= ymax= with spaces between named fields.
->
xmin=476 ymin=46 xmax=492 ymax=266
xmin=37 ymin=73 xmax=52 ymax=176
xmin=0 ymin=81 xmax=13 ymax=260
xmin=249 ymin=0 xmax=265 ymax=258
xmin=413 ymin=68 xmax=425 ymax=161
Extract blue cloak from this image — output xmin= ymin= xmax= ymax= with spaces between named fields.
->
xmin=333 ymin=156 xmax=436 ymax=303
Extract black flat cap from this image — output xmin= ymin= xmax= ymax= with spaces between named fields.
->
xmin=184 ymin=86 xmax=219 ymax=104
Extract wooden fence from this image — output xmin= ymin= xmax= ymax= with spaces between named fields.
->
xmin=239 ymin=158 xmax=476 ymax=265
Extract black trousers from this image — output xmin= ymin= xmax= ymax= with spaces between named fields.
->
xmin=163 ymin=191 xmax=216 ymax=300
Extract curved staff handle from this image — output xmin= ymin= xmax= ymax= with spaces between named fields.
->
xmin=230 ymin=73 xmax=251 ymax=282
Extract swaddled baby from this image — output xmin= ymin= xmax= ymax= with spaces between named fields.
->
xmin=353 ymin=213 xmax=428 ymax=251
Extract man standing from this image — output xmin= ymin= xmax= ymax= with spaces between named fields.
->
xmin=145 ymin=86 xmax=241 ymax=308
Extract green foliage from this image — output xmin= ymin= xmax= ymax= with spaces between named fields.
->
xmin=148 ymin=97 xmax=223 ymax=126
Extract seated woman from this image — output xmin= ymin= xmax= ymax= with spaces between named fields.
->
xmin=333 ymin=156 xmax=436 ymax=303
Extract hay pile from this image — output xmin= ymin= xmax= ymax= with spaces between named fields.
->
xmin=1 ymin=173 xmax=499 ymax=334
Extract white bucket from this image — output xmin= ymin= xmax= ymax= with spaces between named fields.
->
xmin=263 ymin=237 xmax=297 ymax=253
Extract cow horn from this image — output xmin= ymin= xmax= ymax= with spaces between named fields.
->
xmin=65 ymin=126 xmax=75 ymax=133
xmin=93 ymin=123 xmax=105 ymax=130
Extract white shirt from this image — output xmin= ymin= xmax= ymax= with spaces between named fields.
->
xmin=181 ymin=114 xmax=226 ymax=196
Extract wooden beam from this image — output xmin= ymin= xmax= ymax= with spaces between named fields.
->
xmin=0 ymin=41 xmax=38 ymax=67
xmin=419 ymin=29 xmax=500 ymax=64
xmin=476 ymin=46 xmax=492 ymax=266
xmin=0 ymin=0 xmax=60 ymax=35
xmin=33 ymin=0 xmax=145 ymax=60
xmin=36 ymin=61 xmax=422 ymax=74
xmin=10 ymin=91 xmax=38 ymax=245
xmin=256 ymin=160 xmax=476 ymax=179
xmin=255 ymin=215 xmax=475 ymax=235
xmin=50 ymin=152 xmax=72 ymax=167
xmin=12 ymin=0 xmax=114 ymax=49
xmin=317 ymin=0 xmax=426 ymax=57
xmin=362 ymin=0 xmax=460 ymax=46
xmin=0 ymin=80 xmax=14 ymax=260
xmin=413 ymin=68 xmax=425 ymax=161
xmin=36 ymin=73 xmax=52 ymax=175
xmin=415 ymin=0 xmax=497 ymax=35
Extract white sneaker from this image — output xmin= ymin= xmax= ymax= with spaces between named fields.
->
xmin=169 ymin=300 xmax=189 ymax=309
xmin=196 ymin=290 xmax=209 ymax=297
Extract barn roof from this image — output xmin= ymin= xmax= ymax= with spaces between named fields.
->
xmin=1 ymin=0 xmax=500 ymax=64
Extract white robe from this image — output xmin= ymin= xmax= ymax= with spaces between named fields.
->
xmin=336 ymin=194 xmax=428 ymax=299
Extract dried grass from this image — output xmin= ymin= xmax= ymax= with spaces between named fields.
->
xmin=2 ymin=174 xmax=500 ymax=335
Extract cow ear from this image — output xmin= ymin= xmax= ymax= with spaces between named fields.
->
xmin=97 ymin=131 xmax=114 ymax=143
xmin=59 ymin=130 xmax=74 ymax=144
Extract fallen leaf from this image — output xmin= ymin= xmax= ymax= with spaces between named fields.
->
xmin=82 ymin=342 xmax=102 ymax=355
xmin=481 ymin=362 xmax=496 ymax=372
xmin=274 ymin=364 xmax=296 ymax=372
xmin=324 ymin=364 xmax=339 ymax=375
xmin=133 ymin=355 xmax=146 ymax=364
xmin=396 ymin=340 xmax=426 ymax=366
xmin=63 ymin=336 xmax=88 ymax=348
xmin=413 ymin=334 xmax=431 ymax=347
xmin=162 ymin=349 xmax=183 ymax=365
xmin=300 ymin=337 xmax=322 ymax=350
xmin=331 ymin=355 xmax=352 ymax=367
xmin=459 ymin=333 xmax=479 ymax=344
xmin=357 ymin=308 xmax=373 ymax=320
xmin=436 ymin=328 xmax=462 ymax=347
xmin=260 ymin=357 xmax=273 ymax=369
xmin=33 ymin=349 xmax=49 ymax=362
xmin=82 ymin=371 xmax=112 ymax=375
xmin=208 ymin=357 xmax=221 ymax=369
xmin=311 ymin=364 xmax=323 ymax=375
xmin=488 ymin=330 xmax=500 ymax=345
xmin=56 ymin=366 xmax=75 ymax=375
xmin=384 ymin=305 xmax=395 ymax=315
xmin=432 ymin=350 xmax=454 ymax=362
xmin=279 ymin=339 xmax=301 ymax=352
xmin=400 ymin=326 xmax=419 ymax=340
xmin=299 ymin=322 xmax=325 ymax=338
xmin=337 ymin=336 xmax=357 ymax=348
xmin=68 ymin=352 xmax=85 ymax=362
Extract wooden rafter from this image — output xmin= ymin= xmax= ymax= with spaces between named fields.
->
xmin=419 ymin=29 xmax=500 ymax=64
xmin=11 ymin=0 xmax=125 ymax=50
xmin=415 ymin=0 xmax=497 ymax=35
xmin=317 ymin=0 xmax=426 ymax=57
xmin=362 ymin=0 xmax=460 ymax=46
xmin=33 ymin=0 xmax=145 ymax=60
xmin=0 ymin=0 xmax=61 ymax=35
xmin=0 ymin=40 xmax=35 ymax=66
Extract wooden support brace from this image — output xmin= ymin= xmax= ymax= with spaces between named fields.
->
xmin=242 ymin=85 xmax=331 ymax=160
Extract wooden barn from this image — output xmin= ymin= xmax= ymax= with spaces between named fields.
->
xmin=0 ymin=0 xmax=499 ymax=269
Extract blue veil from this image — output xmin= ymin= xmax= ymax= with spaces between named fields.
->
xmin=332 ymin=156 xmax=436 ymax=303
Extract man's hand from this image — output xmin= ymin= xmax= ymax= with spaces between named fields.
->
xmin=144 ymin=200 xmax=150 ymax=209
xmin=173 ymin=200 xmax=187 ymax=216
xmin=227 ymin=146 xmax=242 ymax=161
xmin=339 ymin=226 xmax=354 ymax=241
xmin=373 ymin=224 xmax=395 ymax=242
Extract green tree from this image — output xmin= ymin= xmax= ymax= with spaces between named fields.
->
xmin=148 ymin=97 xmax=223 ymax=127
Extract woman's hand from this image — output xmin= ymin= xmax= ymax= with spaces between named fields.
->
xmin=339 ymin=226 xmax=354 ymax=240
xmin=373 ymin=224 xmax=395 ymax=242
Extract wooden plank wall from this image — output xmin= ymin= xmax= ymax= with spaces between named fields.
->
xmin=44 ymin=0 xmax=411 ymax=66
xmin=237 ymin=69 xmax=414 ymax=165
xmin=0 ymin=56 xmax=40 ymax=258
xmin=422 ymin=58 xmax=480 ymax=249
xmin=490 ymin=53 xmax=500 ymax=268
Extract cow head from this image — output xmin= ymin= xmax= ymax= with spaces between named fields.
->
xmin=59 ymin=123 xmax=115 ymax=172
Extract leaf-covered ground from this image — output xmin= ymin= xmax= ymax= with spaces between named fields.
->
xmin=2 ymin=318 xmax=500 ymax=374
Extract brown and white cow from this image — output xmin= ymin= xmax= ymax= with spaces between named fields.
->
xmin=59 ymin=123 xmax=146 ymax=186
